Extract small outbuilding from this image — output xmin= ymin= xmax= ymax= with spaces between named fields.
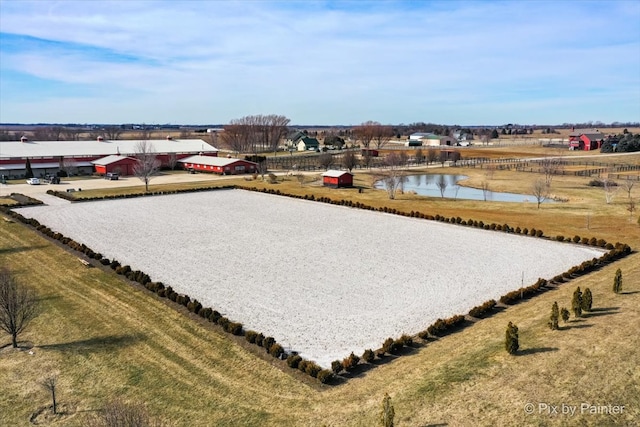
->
xmin=92 ymin=155 xmax=137 ymax=176
xmin=322 ymin=170 xmax=353 ymax=188
xmin=178 ymin=155 xmax=257 ymax=175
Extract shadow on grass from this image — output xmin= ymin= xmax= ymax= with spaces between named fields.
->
xmin=517 ymin=347 xmax=558 ymax=356
xmin=331 ymin=344 xmax=425 ymax=384
xmin=620 ymin=291 xmax=640 ymax=295
xmin=421 ymin=424 xmax=448 ymax=427
xmin=38 ymin=333 xmax=145 ymax=352
xmin=0 ymin=245 xmax=49 ymax=255
xmin=583 ymin=307 xmax=620 ymax=318
xmin=560 ymin=323 xmax=593 ymax=330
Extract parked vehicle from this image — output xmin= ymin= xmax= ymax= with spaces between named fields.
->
xmin=26 ymin=177 xmax=40 ymax=185
xmin=105 ymin=173 xmax=119 ymax=180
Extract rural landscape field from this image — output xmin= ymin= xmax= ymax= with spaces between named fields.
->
xmin=1 ymin=143 xmax=639 ymax=426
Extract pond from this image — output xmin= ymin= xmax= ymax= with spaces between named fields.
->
xmin=375 ymin=174 xmax=552 ymax=203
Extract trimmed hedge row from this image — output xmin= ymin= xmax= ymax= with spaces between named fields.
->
xmin=468 ymin=299 xmax=498 ymax=318
xmin=0 ymin=193 xmax=44 ymax=207
xmin=46 ymin=184 xmax=237 ymax=203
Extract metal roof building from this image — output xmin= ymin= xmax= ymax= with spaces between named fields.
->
xmin=0 ymin=138 xmax=218 ymax=177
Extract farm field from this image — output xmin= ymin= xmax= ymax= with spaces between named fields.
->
xmin=1 ymin=148 xmax=639 ymax=426
xmin=17 ymin=190 xmax=606 ymax=368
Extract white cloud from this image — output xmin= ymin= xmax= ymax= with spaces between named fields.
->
xmin=1 ymin=1 xmax=638 ymax=124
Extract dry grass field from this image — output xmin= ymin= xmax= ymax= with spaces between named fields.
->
xmin=1 ymin=148 xmax=639 ymax=426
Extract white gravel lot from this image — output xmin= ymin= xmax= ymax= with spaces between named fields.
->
xmin=19 ymin=189 xmax=606 ymax=367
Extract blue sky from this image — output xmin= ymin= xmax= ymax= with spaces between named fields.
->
xmin=0 ymin=0 xmax=639 ymax=126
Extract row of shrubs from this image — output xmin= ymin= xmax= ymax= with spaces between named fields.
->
xmin=46 ymin=185 xmax=237 ymax=202
xmin=0 ymin=193 xmax=44 ymax=207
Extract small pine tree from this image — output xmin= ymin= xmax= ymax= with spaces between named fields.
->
xmin=572 ymin=287 xmax=582 ymax=318
xmin=560 ymin=307 xmax=570 ymax=323
xmin=581 ymin=288 xmax=593 ymax=312
xmin=548 ymin=302 xmax=559 ymax=330
xmin=380 ymin=393 xmax=395 ymax=427
xmin=505 ymin=322 xmax=519 ymax=355
xmin=613 ymin=268 xmax=622 ymax=293
xmin=25 ymin=158 xmax=34 ymax=179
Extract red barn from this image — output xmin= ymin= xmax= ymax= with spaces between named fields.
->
xmin=361 ymin=148 xmax=379 ymax=157
xmin=178 ymin=155 xmax=257 ymax=175
xmin=568 ymin=129 xmax=605 ymax=151
xmin=92 ymin=155 xmax=137 ymax=176
xmin=322 ymin=170 xmax=354 ymax=188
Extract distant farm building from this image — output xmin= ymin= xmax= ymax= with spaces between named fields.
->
xmin=285 ymin=131 xmax=306 ymax=149
xmin=322 ymin=170 xmax=353 ymax=188
xmin=568 ymin=129 xmax=605 ymax=151
xmin=0 ymin=137 xmax=218 ymax=178
xmin=407 ymin=133 xmax=456 ymax=147
xmin=297 ymin=136 xmax=320 ymax=151
xmin=178 ymin=155 xmax=257 ymax=175
xmin=92 ymin=155 xmax=137 ymax=176
xmin=361 ymin=148 xmax=379 ymax=157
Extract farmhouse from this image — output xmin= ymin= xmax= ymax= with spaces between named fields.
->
xmin=322 ymin=170 xmax=353 ymax=188
xmin=178 ymin=155 xmax=257 ymax=175
xmin=297 ymin=136 xmax=320 ymax=151
xmin=568 ymin=129 xmax=605 ymax=151
xmin=92 ymin=155 xmax=137 ymax=176
xmin=285 ymin=130 xmax=306 ymax=149
xmin=0 ymin=136 xmax=218 ymax=178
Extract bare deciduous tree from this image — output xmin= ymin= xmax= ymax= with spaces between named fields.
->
xmin=532 ymin=178 xmax=549 ymax=209
xmin=39 ymin=372 xmax=59 ymax=415
xmin=352 ymin=121 xmax=378 ymax=149
xmin=167 ymin=153 xmax=178 ymax=171
xmin=296 ymin=173 xmax=305 ymax=187
xmin=372 ymin=124 xmax=394 ymax=149
xmin=481 ymin=180 xmax=491 ymax=201
xmin=603 ymin=179 xmax=618 ymax=204
xmin=540 ymin=155 xmax=564 ymax=186
xmin=437 ymin=174 xmax=448 ymax=198
xmin=60 ymin=128 xmax=81 ymax=141
xmin=0 ymin=267 xmax=39 ymax=348
xmin=257 ymin=161 xmax=268 ymax=181
xmin=85 ymin=398 xmax=167 ymax=427
xmin=263 ymin=114 xmax=290 ymax=154
xmin=133 ymin=140 xmax=160 ymax=192
xmin=33 ymin=126 xmax=65 ymax=141
xmin=318 ymin=152 xmax=333 ymax=170
xmin=221 ymin=115 xmax=289 ymax=154
xmin=426 ymin=148 xmax=438 ymax=164
xmin=342 ymin=150 xmax=357 ymax=172
xmin=414 ymin=148 xmax=424 ymax=164
xmin=102 ymin=126 xmax=123 ymax=140
xmin=622 ymin=179 xmax=636 ymax=222
xmin=378 ymin=153 xmax=405 ymax=200
xmin=361 ymin=150 xmax=373 ymax=169
xmin=219 ymin=124 xmax=247 ymax=153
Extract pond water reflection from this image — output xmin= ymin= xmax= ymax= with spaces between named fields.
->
xmin=375 ymin=174 xmax=551 ymax=203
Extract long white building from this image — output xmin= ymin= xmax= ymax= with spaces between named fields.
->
xmin=0 ymin=136 xmax=218 ymax=177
